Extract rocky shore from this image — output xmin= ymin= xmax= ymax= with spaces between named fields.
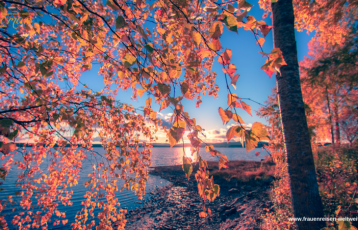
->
xmin=121 ymin=160 xmax=276 ymax=230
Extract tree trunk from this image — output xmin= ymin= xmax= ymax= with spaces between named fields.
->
xmin=325 ymin=87 xmax=334 ymax=144
xmin=333 ymin=92 xmax=341 ymax=145
xmin=271 ymin=0 xmax=326 ymax=229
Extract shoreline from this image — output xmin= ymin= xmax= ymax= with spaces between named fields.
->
xmin=13 ymin=142 xmax=269 ymax=148
xmin=119 ymin=160 xmax=276 ymax=229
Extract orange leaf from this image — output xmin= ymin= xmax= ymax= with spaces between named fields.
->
xmin=174 ymin=104 xmax=184 ymax=116
xmin=232 ymin=113 xmax=244 ymax=124
xmin=241 ymin=101 xmax=251 ymax=116
xmin=231 ymin=74 xmax=239 ymax=90
xmin=55 ymin=210 xmax=61 ymax=217
xmin=210 ymin=149 xmax=221 ymax=157
xmin=223 ymin=64 xmax=237 ymax=78
xmin=143 ymin=108 xmax=150 ymax=117
xmin=205 ymin=146 xmax=210 ymax=152
xmin=226 ymin=126 xmax=239 ymax=143
xmin=209 ymin=21 xmax=223 ymax=39
xmin=233 ymin=101 xmax=243 ymax=109
xmin=146 ymin=98 xmax=152 ymax=107
xmin=208 ymin=208 xmax=212 ymax=216
xmin=227 ymin=93 xmax=238 ymax=107
xmin=168 ymin=127 xmax=185 ymax=147
xmin=257 ymin=37 xmax=265 ymax=47
xmin=251 ymin=122 xmax=270 ymax=141
xmin=82 ymin=65 xmax=91 ymax=72
xmin=160 ymin=99 xmax=169 ymax=111
xmin=225 ymin=110 xmax=233 ymax=119
xmin=218 ymin=49 xmax=232 ymax=65
xmin=189 ymin=137 xmax=201 ymax=148
xmin=191 ymin=31 xmax=201 ymax=46
xmin=198 ymin=49 xmax=212 ymax=59
xmin=53 ymin=0 xmax=67 ymax=7
xmin=209 ymin=39 xmax=221 ymax=51
xmin=157 ymin=83 xmax=171 ymax=97
xmin=199 ymin=211 xmax=208 ymax=218
xmin=137 ymin=88 xmax=146 ymax=97
xmin=263 ymin=68 xmax=274 ymax=78
xmin=168 ymin=96 xmax=183 ymax=107
xmin=0 ymin=143 xmax=17 ymax=155
xmin=181 ymin=82 xmax=194 ymax=99
xmin=259 ymin=25 xmax=272 ymax=38
xmin=227 ymin=93 xmax=242 ymax=109
xmin=157 ymin=27 xmax=165 ymax=35
xmin=173 ymin=118 xmax=186 ymax=129
xmin=218 ymin=107 xmax=231 ymax=125
xmin=150 ymin=111 xmax=157 ymax=119
xmin=219 ymin=157 xmax=229 ymax=169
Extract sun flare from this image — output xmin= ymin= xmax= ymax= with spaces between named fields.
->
xmin=184 ymin=147 xmax=197 ymax=162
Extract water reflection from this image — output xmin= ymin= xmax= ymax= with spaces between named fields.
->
xmin=184 ymin=147 xmax=197 ymax=162
xmin=150 ymin=147 xmax=268 ymax=167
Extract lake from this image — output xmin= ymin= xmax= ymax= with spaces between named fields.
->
xmin=0 ymin=147 xmax=268 ymax=229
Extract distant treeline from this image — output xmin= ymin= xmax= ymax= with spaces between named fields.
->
xmin=15 ymin=141 xmax=269 ymax=148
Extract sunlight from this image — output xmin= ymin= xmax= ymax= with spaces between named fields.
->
xmin=183 ymin=131 xmax=191 ymax=143
xmin=184 ymin=147 xmax=197 ymax=162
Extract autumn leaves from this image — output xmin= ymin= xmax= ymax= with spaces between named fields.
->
xmin=219 ymin=94 xmax=270 ymax=153
xmin=203 ymin=0 xmax=285 ymax=79
xmin=0 ymin=119 xmax=18 ymax=155
xmin=216 ymin=45 xmax=269 ymax=153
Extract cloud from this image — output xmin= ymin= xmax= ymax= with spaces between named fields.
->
xmin=210 ymin=138 xmax=226 ymax=143
xmin=205 ymin=129 xmax=225 ymax=135
xmin=159 ymin=118 xmax=172 ymax=128
xmin=226 ymin=123 xmax=252 ymax=129
xmin=197 ymin=126 xmax=250 ymax=143
xmin=212 ymin=130 xmax=220 ymax=135
xmin=164 ymin=113 xmax=173 ymax=120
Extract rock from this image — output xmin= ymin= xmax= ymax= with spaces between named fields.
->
xmin=228 ymin=188 xmax=240 ymax=193
xmin=228 ymin=197 xmax=240 ymax=206
xmin=219 ymin=204 xmax=229 ymax=212
xmin=173 ymin=181 xmax=188 ymax=186
xmin=246 ymin=190 xmax=258 ymax=198
xmin=223 ymin=207 xmax=237 ymax=217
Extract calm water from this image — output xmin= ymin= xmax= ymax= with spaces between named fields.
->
xmin=0 ymin=147 xmax=267 ymax=229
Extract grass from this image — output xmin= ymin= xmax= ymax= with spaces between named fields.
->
xmin=207 ymin=159 xmax=276 ymax=184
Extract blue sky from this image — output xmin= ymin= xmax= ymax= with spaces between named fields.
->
xmin=78 ymin=4 xmax=315 ymax=138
